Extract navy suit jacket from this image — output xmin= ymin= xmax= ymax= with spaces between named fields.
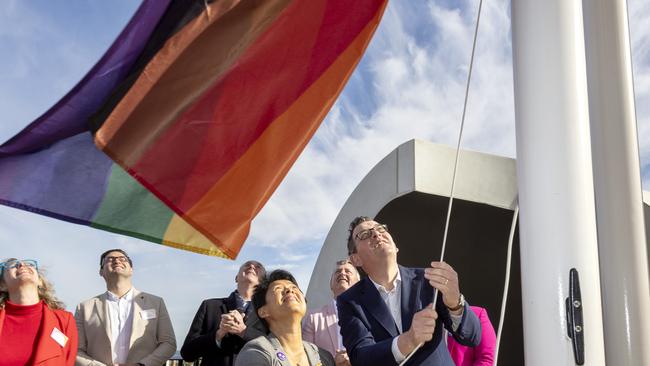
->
xmin=336 ymin=266 xmax=481 ymax=365
xmin=181 ymin=291 xmax=267 ymax=366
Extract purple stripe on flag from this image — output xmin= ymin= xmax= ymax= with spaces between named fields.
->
xmin=0 ymin=132 xmax=113 ymax=221
xmin=0 ymin=0 xmax=171 ymax=156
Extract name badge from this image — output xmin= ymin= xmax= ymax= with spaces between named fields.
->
xmin=140 ymin=309 xmax=157 ymax=320
xmin=51 ymin=327 xmax=68 ymax=347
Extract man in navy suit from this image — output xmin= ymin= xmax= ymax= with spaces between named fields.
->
xmin=337 ymin=216 xmax=482 ymax=365
xmin=181 ymin=260 xmax=268 ymax=366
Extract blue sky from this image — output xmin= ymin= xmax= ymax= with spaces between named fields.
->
xmin=1 ymin=0 xmax=649 ymax=343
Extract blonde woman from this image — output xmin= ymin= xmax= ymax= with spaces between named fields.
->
xmin=0 ymin=258 xmax=77 ymax=365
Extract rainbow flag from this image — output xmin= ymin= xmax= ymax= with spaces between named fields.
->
xmin=0 ymin=0 xmax=387 ymax=258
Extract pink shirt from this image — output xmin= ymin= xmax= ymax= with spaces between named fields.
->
xmin=447 ymin=306 xmax=496 ymax=366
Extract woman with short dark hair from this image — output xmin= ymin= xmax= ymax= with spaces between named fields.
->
xmin=235 ymin=270 xmax=334 ymax=366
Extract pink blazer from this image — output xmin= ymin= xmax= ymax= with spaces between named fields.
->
xmin=447 ymin=306 xmax=496 ymax=366
xmin=301 ymin=301 xmax=339 ymax=357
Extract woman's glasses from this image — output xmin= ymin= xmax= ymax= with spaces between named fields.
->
xmin=0 ymin=259 xmax=38 ymax=274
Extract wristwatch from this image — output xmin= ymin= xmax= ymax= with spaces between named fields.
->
xmin=447 ymin=293 xmax=465 ymax=312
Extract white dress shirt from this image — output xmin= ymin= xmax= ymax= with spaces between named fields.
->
xmin=106 ymin=287 xmax=135 ymax=364
xmin=369 ymin=271 xmax=404 ymax=332
xmin=369 ymin=271 xmax=406 ymax=361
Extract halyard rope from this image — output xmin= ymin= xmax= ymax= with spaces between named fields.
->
xmin=400 ymin=0 xmax=484 ymax=363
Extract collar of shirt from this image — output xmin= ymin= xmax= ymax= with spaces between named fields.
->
xmin=332 ymin=298 xmax=340 ymax=321
xmin=106 ymin=287 xmax=134 ymax=302
xmin=234 ymin=290 xmax=251 ymax=314
xmin=368 ymin=270 xmax=402 ymax=295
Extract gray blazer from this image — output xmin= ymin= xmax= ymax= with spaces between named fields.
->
xmin=235 ymin=334 xmax=335 ymax=366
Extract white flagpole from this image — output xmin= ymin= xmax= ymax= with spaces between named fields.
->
xmin=582 ymin=0 xmax=650 ymax=364
xmin=511 ymin=0 xmax=606 ymax=364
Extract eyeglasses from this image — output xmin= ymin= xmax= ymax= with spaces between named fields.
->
xmin=102 ymin=256 xmax=130 ymax=265
xmin=0 ymin=259 xmax=39 ymax=273
xmin=354 ymin=224 xmax=388 ymax=241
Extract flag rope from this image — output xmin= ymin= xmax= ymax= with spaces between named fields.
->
xmin=400 ymin=0 xmax=484 ymax=363
xmin=494 ymin=202 xmax=519 ymax=365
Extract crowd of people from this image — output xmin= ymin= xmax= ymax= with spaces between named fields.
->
xmin=0 ymin=216 xmax=496 ymax=366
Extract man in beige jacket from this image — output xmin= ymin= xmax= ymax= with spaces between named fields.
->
xmin=75 ymin=249 xmax=176 ymax=366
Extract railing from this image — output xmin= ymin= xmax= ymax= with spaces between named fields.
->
xmin=165 ymin=360 xmax=195 ymax=366
xmin=165 ymin=352 xmax=199 ymax=366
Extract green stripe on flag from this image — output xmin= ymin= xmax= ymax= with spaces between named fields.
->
xmin=91 ymin=163 xmax=174 ymax=243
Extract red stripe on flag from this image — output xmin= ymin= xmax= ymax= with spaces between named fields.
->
xmin=181 ymin=5 xmax=388 ymax=257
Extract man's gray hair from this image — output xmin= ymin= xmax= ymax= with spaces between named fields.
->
xmin=334 ymin=258 xmax=360 ymax=279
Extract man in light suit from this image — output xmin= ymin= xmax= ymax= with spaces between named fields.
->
xmin=302 ymin=259 xmax=359 ymax=365
xmin=337 ymin=216 xmax=482 ymax=365
xmin=75 ymin=249 xmax=176 ymax=366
